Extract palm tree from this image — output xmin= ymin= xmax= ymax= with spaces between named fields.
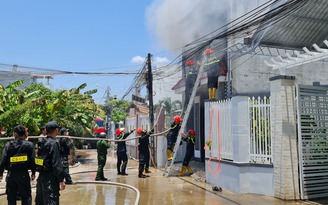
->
xmin=155 ymin=97 xmax=182 ymax=115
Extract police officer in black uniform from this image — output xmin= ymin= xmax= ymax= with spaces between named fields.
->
xmin=116 ymin=128 xmax=135 ymax=175
xmin=35 ymin=121 xmax=65 ymax=205
xmin=59 ymin=127 xmax=74 ymax=184
xmin=137 ymin=128 xmax=153 ymax=178
xmin=0 ymin=125 xmax=36 ymax=205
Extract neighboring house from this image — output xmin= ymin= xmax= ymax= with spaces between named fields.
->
xmin=153 ymin=64 xmax=182 ymax=104
xmin=0 ymin=68 xmax=53 ymax=89
xmin=172 ymin=0 xmax=328 ymax=201
xmin=0 ymin=70 xmax=34 ymax=89
xmin=125 ymin=102 xmax=150 ymax=159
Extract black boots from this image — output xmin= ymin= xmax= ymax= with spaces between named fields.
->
xmin=138 ymin=171 xmax=149 ymax=178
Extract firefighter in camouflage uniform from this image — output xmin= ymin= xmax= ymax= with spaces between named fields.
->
xmin=95 ymin=132 xmax=110 ymax=181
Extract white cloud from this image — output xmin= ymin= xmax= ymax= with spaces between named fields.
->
xmin=154 ymin=56 xmax=169 ymax=64
xmin=131 ymin=56 xmax=145 ymax=63
xmin=131 ymin=55 xmax=170 ymax=67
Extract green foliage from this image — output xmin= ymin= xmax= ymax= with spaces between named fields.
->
xmin=0 ymin=81 xmax=105 ymax=137
xmin=103 ymin=98 xmax=130 ymax=124
xmin=155 ymin=97 xmax=182 ymax=114
xmin=0 ymin=80 xmax=25 ymax=114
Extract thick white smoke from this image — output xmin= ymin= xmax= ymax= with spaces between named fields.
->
xmin=146 ymin=0 xmax=268 ymax=52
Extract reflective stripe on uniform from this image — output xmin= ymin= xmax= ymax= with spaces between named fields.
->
xmin=10 ymin=155 xmax=28 ymax=163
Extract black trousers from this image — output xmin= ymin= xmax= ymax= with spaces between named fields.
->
xmin=117 ymin=151 xmax=128 ymax=173
xmin=145 ymin=148 xmax=150 ymax=170
xmin=183 ymin=149 xmax=194 ymax=166
xmin=61 ymin=155 xmax=72 ymax=182
xmin=35 ymin=172 xmax=60 ymax=205
xmin=6 ymin=170 xmax=32 ymax=205
xmin=167 ymin=135 xmax=177 ymax=151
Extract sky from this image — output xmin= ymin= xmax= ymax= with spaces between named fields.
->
xmin=0 ymin=0 xmax=264 ymax=104
xmin=0 ymin=0 xmax=170 ymax=103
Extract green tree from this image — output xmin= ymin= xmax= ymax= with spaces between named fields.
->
xmin=103 ymin=98 xmax=129 ymax=124
xmin=155 ymin=97 xmax=182 ymax=114
xmin=0 ymin=82 xmax=104 ymax=137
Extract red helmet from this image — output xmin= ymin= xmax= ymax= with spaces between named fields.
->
xmin=137 ymin=128 xmax=143 ymax=136
xmin=174 ymin=115 xmax=181 ymax=123
xmin=185 ymin=60 xmax=194 ymax=66
xmin=116 ymin=128 xmax=124 ymax=136
xmin=204 ymin=48 xmax=213 ymax=54
xmin=188 ymin=129 xmax=196 ymax=135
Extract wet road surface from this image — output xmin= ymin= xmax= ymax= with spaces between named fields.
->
xmin=0 ymin=149 xmax=327 ymax=205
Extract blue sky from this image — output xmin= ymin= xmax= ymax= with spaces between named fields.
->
xmin=0 ymin=1 xmax=173 ymax=103
xmin=0 ymin=1 xmax=257 ymax=104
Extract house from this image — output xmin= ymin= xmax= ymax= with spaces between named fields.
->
xmin=0 ymin=64 xmax=53 ymax=89
xmin=125 ymin=102 xmax=150 ymax=159
xmin=172 ymin=0 xmax=328 ymax=200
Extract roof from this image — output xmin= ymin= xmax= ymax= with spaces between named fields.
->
xmin=254 ymin=0 xmax=328 ymax=49
xmin=127 ymin=102 xmax=149 ymax=115
xmin=171 ymin=78 xmax=185 ymax=90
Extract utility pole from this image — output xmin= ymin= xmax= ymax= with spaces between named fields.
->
xmin=106 ymin=86 xmax=111 ymax=139
xmin=146 ymin=53 xmax=156 ymax=164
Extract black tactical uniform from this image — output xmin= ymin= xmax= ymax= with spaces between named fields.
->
xmin=0 ymin=125 xmax=35 ymax=205
xmin=35 ymin=121 xmax=64 ymax=205
xmin=138 ymin=129 xmax=153 ymax=178
xmin=59 ymin=128 xmax=73 ymax=184
xmin=116 ymin=129 xmax=134 ymax=175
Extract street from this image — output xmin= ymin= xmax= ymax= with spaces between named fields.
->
xmin=0 ymin=149 xmax=327 ymax=205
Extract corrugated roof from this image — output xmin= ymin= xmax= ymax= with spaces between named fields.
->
xmin=254 ymin=0 xmax=328 ymax=49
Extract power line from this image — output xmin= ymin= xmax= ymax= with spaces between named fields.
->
xmin=0 ymin=63 xmax=140 ymax=75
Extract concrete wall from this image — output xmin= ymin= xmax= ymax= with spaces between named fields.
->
xmin=205 ymin=97 xmax=274 ymax=196
xmin=153 ymin=64 xmax=182 ymax=104
xmin=206 ymin=160 xmax=274 ymax=196
xmin=231 ymin=53 xmax=328 ymax=97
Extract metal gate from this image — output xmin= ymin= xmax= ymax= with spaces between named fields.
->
xmin=297 ymin=85 xmax=328 ymax=199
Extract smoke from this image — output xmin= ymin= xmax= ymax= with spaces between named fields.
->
xmin=146 ymin=0 xmax=229 ymax=52
xmin=146 ymin=0 xmax=268 ymax=52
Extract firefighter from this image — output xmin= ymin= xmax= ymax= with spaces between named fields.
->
xmin=59 ymin=128 xmax=74 ymax=184
xmin=185 ymin=59 xmax=198 ymax=100
xmin=35 ymin=121 xmax=65 ymax=205
xmin=204 ymin=48 xmax=220 ymax=100
xmin=95 ymin=132 xmax=110 ymax=181
xmin=178 ymin=129 xmax=196 ymax=176
xmin=0 ymin=125 xmax=36 ymax=205
xmin=166 ymin=115 xmax=182 ymax=161
xmin=116 ymin=128 xmax=135 ymax=175
xmin=137 ymin=128 xmax=153 ymax=178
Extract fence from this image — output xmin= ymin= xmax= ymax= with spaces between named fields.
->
xmin=209 ymin=99 xmax=233 ymax=160
xmin=248 ymin=96 xmax=272 ymax=164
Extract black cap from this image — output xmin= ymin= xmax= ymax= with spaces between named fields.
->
xmin=13 ymin=125 xmax=26 ymax=136
xmin=60 ymin=128 xmax=69 ymax=135
xmin=41 ymin=126 xmax=46 ymax=130
xmin=46 ymin=121 xmax=61 ymax=132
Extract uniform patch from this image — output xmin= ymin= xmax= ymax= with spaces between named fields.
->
xmin=35 ymin=158 xmax=44 ymax=166
xmin=10 ymin=155 xmax=28 ymax=163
